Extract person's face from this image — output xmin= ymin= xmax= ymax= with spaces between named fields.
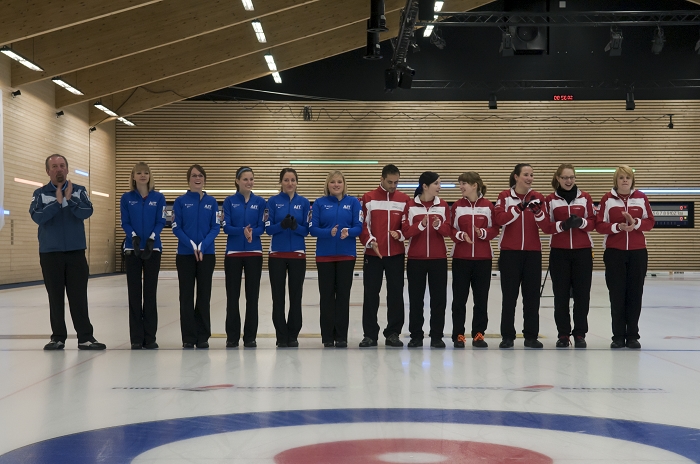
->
xmin=189 ymin=168 xmax=205 ymax=192
xmin=381 ymin=173 xmax=400 ymax=193
xmin=514 ymin=166 xmax=534 ymax=190
xmin=47 ymin=156 xmax=68 ymax=186
xmin=424 ymin=178 xmax=441 ymax=197
xmin=281 ymin=172 xmax=297 ymax=194
xmin=134 ymin=168 xmax=150 ymax=188
xmin=237 ymin=171 xmax=254 ymax=193
xmin=459 ymin=181 xmax=478 ymax=198
xmin=616 ymin=172 xmax=633 ymax=193
xmin=557 ymin=168 xmax=576 ymax=191
xmin=328 ymin=175 xmax=344 ymax=196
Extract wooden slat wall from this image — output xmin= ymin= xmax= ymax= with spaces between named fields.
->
xmin=115 ymin=100 xmax=700 ymax=272
xmin=0 ymin=56 xmax=117 ymax=285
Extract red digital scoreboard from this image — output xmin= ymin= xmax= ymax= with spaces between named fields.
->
xmin=553 ymin=95 xmax=574 ymax=101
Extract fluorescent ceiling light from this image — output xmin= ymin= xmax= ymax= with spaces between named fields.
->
xmin=91 ymin=191 xmax=110 ymax=198
xmin=117 ymin=117 xmax=135 ymax=126
xmin=52 ymin=77 xmax=83 ymax=95
xmin=75 ymin=169 xmax=90 ymax=177
xmin=423 ymin=25 xmax=434 ymax=37
xmin=290 ymin=160 xmax=378 ymax=165
xmin=264 ymin=54 xmax=277 ymax=71
xmin=0 ymin=46 xmax=43 ymax=72
xmin=94 ymin=103 xmax=118 ymax=117
xmin=14 ymin=177 xmax=43 ymax=187
xmin=434 ymin=1 xmax=444 ymax=11
xmin=3 ymin=210 xmax=9 ymax=216
xmin=241 ymin=0 xmax=254 ymax=11
xmin=251 ymin=21 xmax=267 ymax=43
xmin=271 ymin=72 xmax=282 ymax=83
xmin=639 ymin=188 xmax=700 ymax=195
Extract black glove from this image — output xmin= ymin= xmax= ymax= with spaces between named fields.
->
xmin=562 ymin=214 xmax=583 ymax=231
xmin=517 ymin=201 xmax=527 ymax=212
xmin=289 ymin=215 xmax=298 ymax=230
xmin=281 ymin=214 xmax=292 ymax=229
xmin=527 ymin=199 xmax=542 ymax=215
xmin=141 ymin=238 xmax=155 ymax=260
xmin=132 ymin=236 xmax=141 ymax=257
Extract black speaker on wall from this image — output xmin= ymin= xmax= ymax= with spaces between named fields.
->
xmin=504 ymin=0 xmax=549 ymax=55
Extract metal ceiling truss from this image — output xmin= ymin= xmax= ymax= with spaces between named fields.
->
xmin=411 ymin=79 xmax=700 ymax=90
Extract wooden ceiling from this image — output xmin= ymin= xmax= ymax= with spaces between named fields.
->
xmin=3 ymin=0 xmax=698 ymax=126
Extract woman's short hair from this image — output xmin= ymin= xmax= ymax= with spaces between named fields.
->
xmin=323 ymin=170 xmax=347 ymax=196
xmin=551 ymin=163 xmax=576 ymax=190
xmin=613 ymin=165 xmax=635 ymax=189
xmin=187 ymin=164 xmax=206 ymax=182
xmin=130 ymin=162 xmax=154 ymax=191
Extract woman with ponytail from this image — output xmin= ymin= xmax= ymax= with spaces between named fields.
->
xmin=401 ymin=171 xmax=452 ymax=348
xmin=450 ymin=172 xmax=499 ymax=348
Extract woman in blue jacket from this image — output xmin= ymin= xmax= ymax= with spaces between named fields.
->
xmin=120 ymin=162 xmax=166 ymax=350
xmin=172 ymin=164 xmax=220 ymax=349
xmin=223 ymin=166 xmax=266 ymax=348
xmin=310 ymin=171 xmax=362 ymax=348
xmin=266 ymin=168 xmax=310 ymax=348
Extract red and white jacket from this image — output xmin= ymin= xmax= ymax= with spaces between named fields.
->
xmin=360 ymin=185 xmax=411 ymax=257
xmin=450 ymin=195 xmax=499 ymax=260
xmin=401 ymin=196 xmax=451 ymax=259
xmin=540 ymin=189 xmax=595 ymax=249
xmin=595 ymin=188 xmax=655 ymax=250
xmin=494 ymin=188 xmax=547 ymax=251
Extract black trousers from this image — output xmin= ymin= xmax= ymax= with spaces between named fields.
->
xmin=224 ymin=255 xmax=263 ymax=343
xmin=499 ymin=250 xmax=542 ymax=340
xmin=451 ymin=258 xmax=492 ymax=340
xmin=317 ymin=260 xmax=356 ymax=343
xmin=125 ymin=251 xmax=161 ymax=345
xmin=407 ymin=258 xmax=448 ymax=340
xmin=549 ymin=247 xmax=593 ymax=338
xmin=362 ymin=254 xmax=406 ymax=340
xmin=40 ymin=250 xmax=94 ymax=343
xmin=604 ymin=248 xmax=648 ymax=342
xmin=176 ymin=254 xmax=216 ymax=344
xmin=268 ymin=256 xmax=306 ymax=344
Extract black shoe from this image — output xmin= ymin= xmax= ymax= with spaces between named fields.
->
xmin=555 ymin=336 xmax=571 ymax=348
xmin=385 ymin=333 xmax=404 ymax=347
xmin=453 ymin=337 xmax=466 ymax=349
xmin=183 ymin=343 xmax=195 ymax=349
xmin=610 ymin=340 xmax=625 ymax=349
xmin=243 ymin=341 xmax=257 ymax=348
xmin=626 ymin=339 xmax=641 ymax=349
xmin=574 ymin=336 xmax=587 ymax=349
xmin=131 ymin=343 xmax=143 ymax=350
xmin=524 ymin=338 xmax=543 ymax=349
xmin=226 ymin=341 xmax=239 ymax=348
xmin=359 ymin=337 xmax=378 ymax=348
xmin=323 ymin=342 xmax=335 ymax=348
xmin=499 ymin=338 xmax=514 ymax=349
xmin=472 ymin=333 xmax=488 ymax=348
xmin=288 ymin=340 xmax=299 ymax=348
xmin=335 ymin=340 xmax=348 ymax=348
xmin=430 ymin=339 xmax=446 ymax=349
xmin=196 ymin=342 xmax=209 ymax=349
xmin=276 ymin=342 xmax=288 ymax=348
xmin=43 ymin=340 xmax=65 ymax=350
xmin=78 ymin=339 xmax=106 ymax=350
xmin=143 ymin=342 xmax=159 ymax=349
xmin=407 ymin=338 xmax=423 ymax=348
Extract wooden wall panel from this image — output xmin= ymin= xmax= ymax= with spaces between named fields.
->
xmin=115 ymin=100 xmax=700 ymax=272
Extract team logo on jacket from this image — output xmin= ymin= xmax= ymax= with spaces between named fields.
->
xmin=162 ymin=206 xmax=166 ymax=218
xmin=251 ymin=204 xmax=258 ymax=210
xmin=204 ymin=204 xmax=212 ymax=210
xmin=185 ymin=203 xmax=193 ymax=208
xmin=293 ymin=205 xmax=302 ymax=210
xmin=129 ymin=200 xmax=139 ymax=205
xmin=343 ymin=205 xmax=351 ymax=210
xmin=149 ymin=201 xmax=157 ymax=206
xmin=324 ymin=205 xmax=333 ymax=209
xmin=232 ymin=203 xmax=240 ymax=208
xmin=359 ymin=211 xmax=364 ymax=222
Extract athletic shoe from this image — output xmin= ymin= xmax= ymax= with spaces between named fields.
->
xmin=131 ymin=343 xmax=143 ymax=350
xmin=430 ymin=339 xmax=446 ymax=349
xmin=182 ymin=343 xmax=195 ymax=349
xmin=524 ymin=338 xmax=543 ymax=349
xmin=385 ymin=333 xmax=403 ymax=347
xmin=323 ymin=342 xmax=335 ymax=348
xmin=78 ymin=339 xmax=106 ymax=350
xmin=454 ymin=334 xmax=466 ymax=349
xmin=335 ymin=341 xmax=348 ymax=348
xmin=555 ymin=336 xmax=571 ymax=348
xmin=407 ymin=338 xmax=423 ymax=348
xmin=226 ymin=341 xmax=239 ymax=348
xmin=43 ymin=340 xmax=65 ymax=350
xmin=610 ymin=340 xmax=625 ymax=349
xmin=499 ymin=338 xmax=514 ymax=349
xmin=288 ymin=340 xmax=299 ymax=348
xmin=472 ymin=333 xmax=488 ymax=348
xmin=276 ymin=342 xmax=288 ymax=348
xmin=359 ymin=337 xmax=378 ymax=348
xmin=243 ymin=341 xmax=257 ymax=348
xmin=196 ymin=342 xmax=209 ymax=349
xmin=574 ymin=336 xmax=587 ymax=349
xmin=143 ymin=342 xmax=159 ymax=349
xmin=626 ymin=339 xmax=641 ymax=349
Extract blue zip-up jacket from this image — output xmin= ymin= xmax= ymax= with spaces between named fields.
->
xmin=223 ymin=192 xmax=267 ymax=254
xmin=120 ymin=190 xmax=167 ymax=251
xmin=265 ymin=192 xmax=310 ymax=253
xmin=29 ymin=182 xmax=93 ymax=253
xmin=309 ymin=195 xmax=363 ymax=257
xmin=171 ymin=191 xmax=220 ymax=255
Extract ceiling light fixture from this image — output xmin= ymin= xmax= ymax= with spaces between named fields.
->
xmin=434 ymin=1 xmax=444 ymax=12
xmin=651 ymin=27 xmax=665 ymax=54
xmin=94 ymin=102 xmax=118 ymax=117
xmin=264 ymin=54 xmax=277 ymax=71
xmin=11 ymin=90 xmax=21 ymax=98
xmin=423 ymin=25 xmax=434 ymax=38
xmin=241 ymin=0 xmax=254 ymax=11
xmin=364 ymin=31 xmax=383 ymax=60
xmin=626 ymin=89 xmax=635 ymax=111
xmin=251 ymin=21 xmax=267 ymax=43
xmin=605 ymin=28 xmax=623 ymax=56
xmin=368 ymin=0 xmax=388 ymax=33
xmin=0 ymin=46 xmax=43 ymax=71
xmin=271 ymin=72 xmax=282 ymax=84
xmin=117 ymin=117 xmax=135 ymax=126
xmin=52 ymin=77 xmax=84 ymax=95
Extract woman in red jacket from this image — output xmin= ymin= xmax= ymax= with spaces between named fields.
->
xmin=595 ymin=165 xmax=655 ymax=349
xmin=541 ymin=164 xmax=595 ymax=349
xmin=402 ymin=171 xmax=451 ymax=348
xmin=450 ymin=172 xmax=499 ymax=348
xmin=494 ymin=163 xmax=547 ymax=349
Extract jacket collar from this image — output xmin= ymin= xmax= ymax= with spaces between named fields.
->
xmin=414 ymin=195 xmax=441 ymax=206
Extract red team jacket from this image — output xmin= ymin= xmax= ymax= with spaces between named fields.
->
xmin=401 ymin=196 xmax=451 ymax=259
xmin=360 ymin=185 xmax=411 ymax=257
xmin=595 ymin=188 xmax=655 ymax=250
xmin=494 ymin=188 xmax=547 ymax=251
xmin=540 ymin=189 xmax=596 ymax=249
xmin=450 ymin=196 xmax=499 ymax=260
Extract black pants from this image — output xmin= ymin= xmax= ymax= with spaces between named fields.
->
xmin=362 ymin=254 xmax=405 ymax=340
xmin=604 ymin=248 xmax=648 ymax=342
xmin=269 ymin=256 xmax=306 ymax=344
xmin=224 ymin=255 xmax=263 ymax=343
xmin=550 ymin=247 xmax=593 ymax=338
xmin=40 ymin=250 xmax=94 ymax=343
xmin=125 ymin=251 xmax=161 ymax=345
xmin=176 ymin=254 xmax=216 ymax=344
xmin=317 ymin=260 xmax=356 ymax=343
xmin=451 ymin=258 xmax=492 ymax=340
xmin=499 ymin=250 xmax=542 ymax=340
xmin=407 ymin=258 xmax=448 ymax=340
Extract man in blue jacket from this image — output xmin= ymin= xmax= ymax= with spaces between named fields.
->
xmin=29 ymin=154 xmax=106 ymax=350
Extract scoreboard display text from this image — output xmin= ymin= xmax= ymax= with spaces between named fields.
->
xmin=649 ymin=202 xmax=694 ymax=228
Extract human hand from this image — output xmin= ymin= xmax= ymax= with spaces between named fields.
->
xmin=244 ymin=225 xmax=253 ymax=242
xmin=370 ymin=241 xmax=383 ymax=259
xmin=281 ymin=215 xmax=292 ymax=229
xmin=421 ymin=216 xmax=428 ymax=227
xmin=331 ymin=224 xmax=338 ymax=237
xmin=340 ymin=228 xmax=349 ymax=239
xmin=527 ymin=199 xmax=542 ymax=215
xmin=432 ymin=216 xmax=441 ymax=228
xmin=64 ymin=180 xmax=73 ymax=199
xmin=622 ymin=211 xmax=634 ymax=225
xmin=289 ymin=215 xmax=298 ymax=230
xmin=389 ymin=230 xmax=400 ymax=240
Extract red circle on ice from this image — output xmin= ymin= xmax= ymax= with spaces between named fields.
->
xmin=273 ymin=438 xmax=553 ymax=463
